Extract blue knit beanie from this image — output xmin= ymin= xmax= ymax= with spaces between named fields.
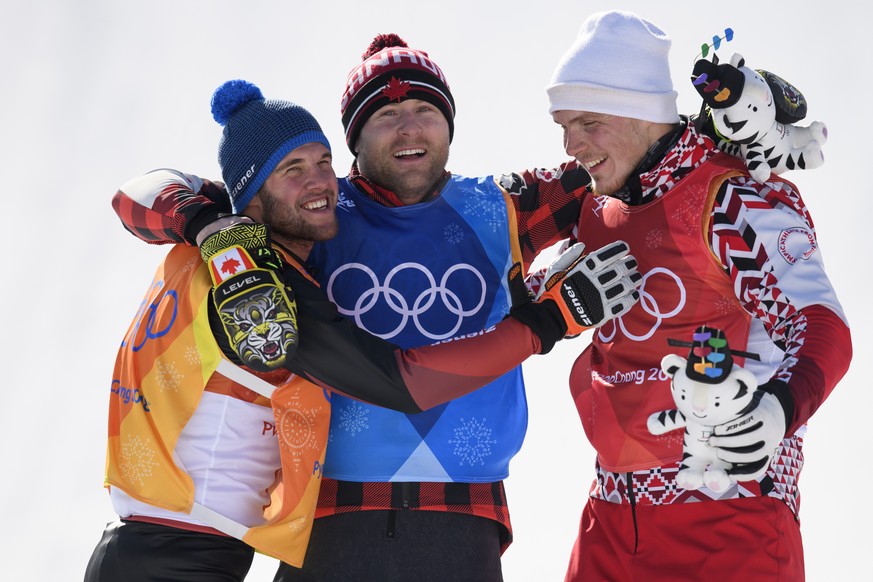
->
xmin=211 ymin=80 xmax=331 ymax=212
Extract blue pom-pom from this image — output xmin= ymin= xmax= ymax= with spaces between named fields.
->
xmin=211 ymin=80 xmax=264 ymax=125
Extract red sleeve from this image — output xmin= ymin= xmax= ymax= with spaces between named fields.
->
xmin=112 ymin=170 xmax=231 ymax=245
xmin=396 ymin=319 xmax=541 ymax=411
xmin=500 ymin=160 xmax=590 ymax=266
xmin=781 ymin=305 xmax=852 ymax=433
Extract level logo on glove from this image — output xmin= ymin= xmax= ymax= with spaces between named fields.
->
xmin=536 ymin=241 xmax=641 ymax=336
xmin=200 ymin=223 xmax=298 ymax=372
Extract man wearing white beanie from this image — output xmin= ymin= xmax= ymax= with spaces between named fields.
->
xmin=547 ymin=10 xmax=851 ymax=582
xmin=547 ymin=10 xmax=679 ymax=125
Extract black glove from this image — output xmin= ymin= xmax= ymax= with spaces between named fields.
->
xmin=200 ymin=223 xmax=298 ymax=372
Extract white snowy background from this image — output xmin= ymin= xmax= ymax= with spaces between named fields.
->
xmin=4 ymin=1 xmax=869 ymax=580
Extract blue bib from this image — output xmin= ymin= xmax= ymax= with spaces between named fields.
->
xmin=309 ymin=175 xmax=528 ymax=481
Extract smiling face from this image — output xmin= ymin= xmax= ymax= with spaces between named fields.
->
xmin=552 ymin=110 xmax=659 ymax=197
xmin=354 ymin=98 xmax=450 ymax=204
xmin=245 ymin=141 xmax=338 ymax=258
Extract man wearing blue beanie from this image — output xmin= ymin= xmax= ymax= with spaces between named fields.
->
xmin=86 ymin=80 xmax=343 ymax=581
xmin=212 ymin=80 xmax=333 ymax=215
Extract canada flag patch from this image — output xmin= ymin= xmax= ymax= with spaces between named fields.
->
xmin=209 ymin=246 xmax=256 ymax=283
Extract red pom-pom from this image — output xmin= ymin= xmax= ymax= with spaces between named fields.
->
xmin=362 ymin=33 xmax=408 ymax=60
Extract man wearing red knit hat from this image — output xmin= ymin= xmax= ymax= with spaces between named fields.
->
xmin=273 ymin=34 xmax=590 ymax=580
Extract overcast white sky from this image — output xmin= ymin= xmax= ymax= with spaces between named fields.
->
xmin=4 ymin=1 xmax=870 ymax=580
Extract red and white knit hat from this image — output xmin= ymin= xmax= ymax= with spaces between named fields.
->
xmin=340 ymin=34 xmax=456 ymax=154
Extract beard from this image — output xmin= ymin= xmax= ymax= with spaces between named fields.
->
xmin=259 ymin=186 xmax=338 ymax=244
xmin=357 ymin=141 xmax=449 ymax=203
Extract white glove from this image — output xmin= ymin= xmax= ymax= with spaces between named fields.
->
xmin=709 ymin=392 xmax=786 ymax=481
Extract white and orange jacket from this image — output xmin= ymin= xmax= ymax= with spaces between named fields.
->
xmin=106 ymin=245 xmax=329 ymax=566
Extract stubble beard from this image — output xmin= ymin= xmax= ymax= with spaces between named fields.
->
xmin=590 ymin=176 xmax=619 ymax=198
xmin=358 ymin=143 xmax=449 ymax=203
xmin=260 ymin=189 xmax=338 ymax=244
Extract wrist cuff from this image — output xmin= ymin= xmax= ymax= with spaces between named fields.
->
xmin=509 ymin=300 xmax=567 ymax=354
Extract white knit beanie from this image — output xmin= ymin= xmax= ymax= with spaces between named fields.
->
xmin=547 ymin=10 xmax=680 ymax=123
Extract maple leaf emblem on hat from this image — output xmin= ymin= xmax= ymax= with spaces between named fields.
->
xmin=381 ymin=76 xmax=411 ymax=102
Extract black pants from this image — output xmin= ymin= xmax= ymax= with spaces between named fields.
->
xmin=84 ymin=520 xmax=254 ymax=582
xmin=274 ymin=510 xmax=504 ymax=582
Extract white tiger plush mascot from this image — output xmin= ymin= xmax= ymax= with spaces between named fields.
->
xmin=648 ymin=327 xmax=759 ymax=492
xmin=692 ymin=52 xmax=827 ymax=183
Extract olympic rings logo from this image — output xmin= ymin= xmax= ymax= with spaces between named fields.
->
xmin=597 ymin=267 xmax=686 ymax=342
xmin=123 ymin=279 xmax=179 ymax=352
xmin=326 ymin=262 xmax=487 ymax=340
